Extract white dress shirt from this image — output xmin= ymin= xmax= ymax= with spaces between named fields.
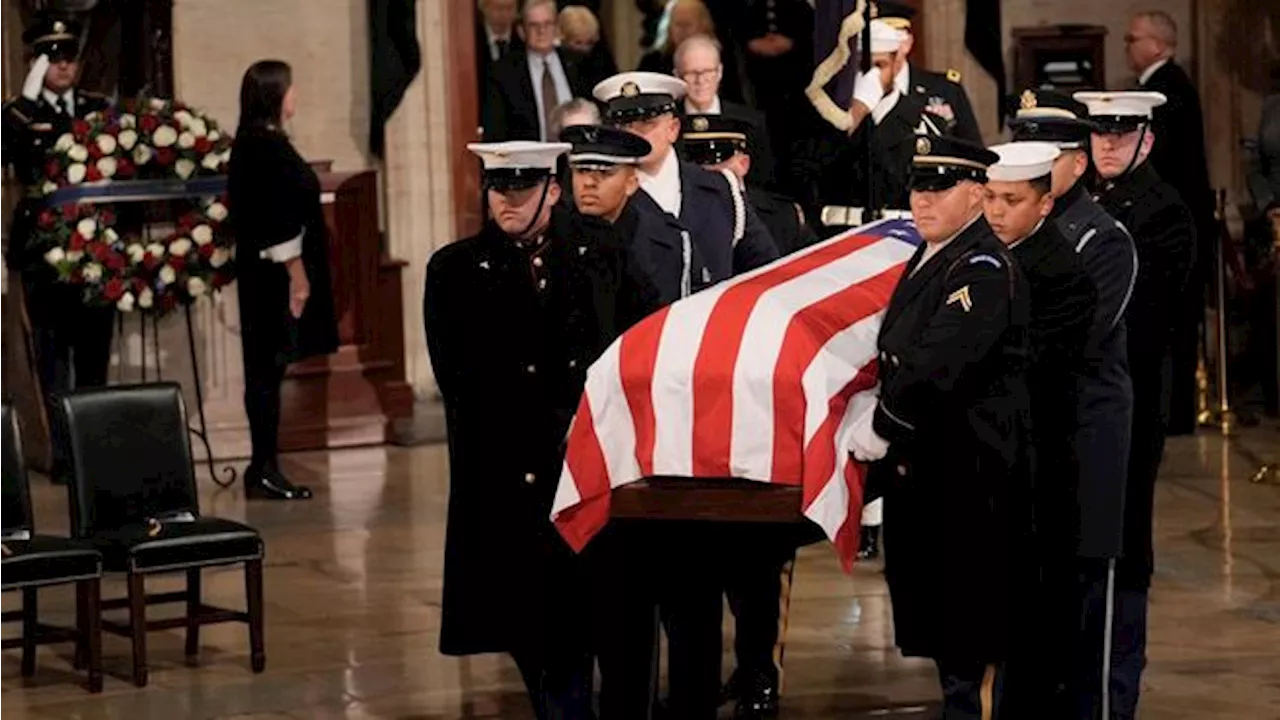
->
xmin=1138 ymin=57 xmax=1170 ymax=87
xmin=639 ymin=148 xmax=682 ymax=217
xmin=684 ymin=95 xmax=723 ymax=115
xmin=42 ymin=88 xmax=74 ymax=115
xmin=527 ymin=51 xmax=572 ymax=141
xmin=485 ymin=25 xmax=512 ymax=62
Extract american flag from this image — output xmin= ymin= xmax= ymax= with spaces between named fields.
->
xmin=552 ymin=219 xmax=922 ymax=570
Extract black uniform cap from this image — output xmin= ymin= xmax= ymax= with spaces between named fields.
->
xmin=24 ymin=15 xmax=81 ymax=61
xmin=560 ymin=124 xmax=652 ymax=169
xmin=871 ymin=1 xmax=916 ymax=30
xmin=1008 ymin=88 xmax=1098 ymax=148
xmin=680 ymin=114 xmax=752 ymax=166
xmin=909 ymin=135 xmax=999 ymax=192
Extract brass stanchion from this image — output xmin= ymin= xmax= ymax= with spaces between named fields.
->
xmin=1204 ymin=189 xmax=1236 ymax=434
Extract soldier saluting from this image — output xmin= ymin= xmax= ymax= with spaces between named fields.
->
xmin=4 ymin=15 xmax=114 ymax=432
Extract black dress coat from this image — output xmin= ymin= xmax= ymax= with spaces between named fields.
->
xmin=482 ymin=47 xmax=591 ymax=142
xmin=424 ymin=206 xmax=657 ymax=657
xmin=227 ymin=126 xmax=339 ymax=367
xmin=1050 ymin=181 xmax=1138 ymax=559
xmin=1094 ymin=162 xmax=1196 ymax=590
xmin=906 ymin=65 xmax=983 ymax=145
xmin=747 ymin=186 xmax=818 ymax=257
xmin=869 ymin=218 xmax=1033 ymax=662
xmin=624 ymin=161 xmax=779 ymax=306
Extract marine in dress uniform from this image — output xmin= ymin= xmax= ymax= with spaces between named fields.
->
xmin=1077 ymin=90 xmax=1196 ymax=719
xmin=424 ymin=141 xmax=654 ymax=720
xmin=981 ymin=141 xmax=1100 ymax=715
xmin=852 ymin=136 xmax=1033 ymax=720
xmin=594 ymin=71 xmax=780 ymax=306
xmin=1010 ymin=89 xmax=1139 ymax=717
xmin=3 ymin=16 xmax=115 ymax=439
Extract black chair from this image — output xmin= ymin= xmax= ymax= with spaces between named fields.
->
xmin=56 ymin=383 xmax=265 ymax=688
xmin=2 ymin=403 xmax=104 ymax=693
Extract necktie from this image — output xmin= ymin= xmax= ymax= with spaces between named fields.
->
xmin=495 ymin=38 xmax=509 ymax=59
xmin=541 ymin=60 xmax=557 ymax=141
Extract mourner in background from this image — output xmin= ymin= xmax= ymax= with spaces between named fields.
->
xmin=854 ymin=136 xmax=1032 ymax=720
xmin=474 ymin=0 xmax=522 ymax=123
xmin=740 ymin=0 xmax=813 ymax=192
xmin=228 ymin=60 xmax=339 ymax=501
xmin=3 ymin=15 xmax=115 ymax=449
xmin=425 ymin=140 xmax=655 ymax=720
xmin=557 ymin=4 xmax=617 ymax=91
xmin=1010 ymin=88 xmax=1139 ymax=717
xmin=595 ymin=71 xmax=778 ymax=305
xmin=1078 ymin=89 xmax=1196 ymax=719
xmin=1127 ymin=10 xmax=1214 ymax=435
xmin=981 ymin=140 xmax=1098 ymax=715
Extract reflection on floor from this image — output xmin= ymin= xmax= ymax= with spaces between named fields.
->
xmin=2 ymin=427 xmax=1278 ymax=719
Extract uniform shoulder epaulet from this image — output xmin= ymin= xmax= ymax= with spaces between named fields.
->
xmin=946 ymin=68 xmax=962 ymax=83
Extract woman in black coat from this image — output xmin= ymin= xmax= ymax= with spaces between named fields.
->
xmin=227 ymin=60 xmax=339 ymax=500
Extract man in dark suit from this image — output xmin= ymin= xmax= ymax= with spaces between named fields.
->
xmin=1128 ymin=9 xmax=1214 ymax=434
xmin=483 ymin=0 xmax=591 ymax=142
xmin=674 ymin=34 xmax=777 ymax=190
xmin=1078 ymin=89 xmax=1196 ymax=719
xmin=742 ymin=0 xmax=813 ymax=192
xmin=4 ymin=15 xmax=114 ymax=445
xmin=855 ymin=135 xmax=1032 ymax=719
xmin=475 ymin=0 xmax=523 ymax=123
xmin=1010 ymin=88 xmax=1140 ymax=717
xmin=981 ymin=141 xmax=1099 ymax=715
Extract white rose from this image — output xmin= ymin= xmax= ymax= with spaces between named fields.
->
xmin=117 ymin=292 xmax=135 ymax=312
xmin=189 ymin=119 xmax=208 ymax=137
xmin=191 ymin=225 xmax=214 ymax=246
xmin=119 ymin=113 xmax=137 ymax=129
xmin=219 ymin=149 xmax=231 ymax=164
xmin=68 ymin=163 xmax=87 ymax=184
xmin=206 ymin=202 xmax=228 ymax=221
xmin=201 ymin=153 xmax=221 ymax=171
xmin=133 ymin=144 xmax=153 ymax=165
xmin=210 ymin=247 xmax=230 ymax=268
xmin=175 ymin=158 xmax=196 ymax=179
xmin=54 ymin=133 xmax=74 ymax=152
xmin=44 ymin=247 xmax=66 ymax=265
xmin=187 ymin=277 xmax=207 ymax=297
xmin=76 ymin=218 xmax=97 ymax=239
xmin=118 ymin=129 xmax=138 ymax=151
xmin=173 ymin=109 xmax=193 ymax=127
xmin=97 ymin=156 xmax=118 ymax=179
xmin=152 ymin=125 xmax=178 ymax=148
xmin=66 ymin=249 xmax=84 ymax=262
xmin=177 ymin=131 xmax=195 ymax=149
xmin=150 ymin=98 xmax=166 ymax=110
xmin=67 ymin=144 xmax=89 ymax=162
xmin=82 ymin=263 xmax=103 ymax=283
xmin=96 ymin=134 xmax=118 ymax=155
xmin=138 ymin=287 xmax=154 ymax=308
xmin=41 ymin=181 xmax=58 ymax=195
xmin=208 ymin=130 xmax=221 ymax=142
xmin=127 ymin=244 xmax=146 ymax=263
xmin=159 ymin=265 xmax=177 ymax=284
xmin=169 ymin=238 xmax=192 ymax=256
xmin=146 ymin=243 xmax=165 ymax=257
xmin=104 ymin=228 xmax=120 ymax=243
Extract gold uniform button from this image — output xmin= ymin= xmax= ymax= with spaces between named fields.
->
xmin=533 ymin=256 xmax=544 ymax=268
xmin=524 ymin=472 xmax=537 ymax=484
xmin=538 ymin=278 xmax=548 ymax=290
xmin=568 ymin=359 xmax=578 ymax=369
xmin=896 ymin=464 xmax=908 ymax=477
xmin=526 ymin=364 xmax=536 ymax=374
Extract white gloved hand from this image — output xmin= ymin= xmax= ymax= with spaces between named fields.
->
xmin=22 ymin=54 xmax=50 ymax=101
xmin=852 ymin=70 xmax=885 ymax=113
xmin=849 ymin=403 xmax=890 ymax=462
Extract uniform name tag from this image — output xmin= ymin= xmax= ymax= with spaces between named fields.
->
xmin=946 ymin=285 xmax=972 ymax=312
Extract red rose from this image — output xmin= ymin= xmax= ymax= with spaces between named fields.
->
xmin=100 ymin=208 xmax=116 ymax=225
xmin=61 ymin=204 xmax=77 ymax=219
xmin=143 ymin=252 xmax=161 ymax=270
xmin=212 ymin=271 xmax=230 ymax=289
xmin=115 ymin=157 xmax=136 ymax=179
xmin=105 ymin=251 xmax=126 ymax=271
xmin=90 ymin=242 xmax=110 ymax=261
xmin=69 ymin=269 xmax=83 ymax=283
xmin=85 ymin=165 xmax=103 ymax=182
xmin=72 ymin=119 xmax=91 ymax=138
xmin=88 ymin=142 xmax=104 ymax=160
xmin=198 ymin=243 xmax=216 ymax=260
xmin=133 ymin=277 xmax=148 ymax=293
xmin=44 ymin=159 xmax=61 ymax=179
xmin=68 ymin=233 xmax=87 ymax=251
xmin=194 ymin=137 xmax=213 ymax=154
xmin=37 ymin=210 xmax=56 ymax=229
xmin=104 ymin=122 xmax=121 ymax=135
xmin=170 ymin=255 xmax=187 ymax=272
xmin=78 ymin=204 xmax=95 ymax=218
xmin=103 ymin=277 xmax=125 ymax=301
xmin=155 ymin=148 xmax=175 ymax=166
xmin=140 ymin=115 xmax=160 ymax=133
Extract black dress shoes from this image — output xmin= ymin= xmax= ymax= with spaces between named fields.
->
xmin=244 ymin=465 xmax=313 ymax=500
xmin=733 ymin=671 xmax=780 ymax=719
xmin=857 ymin=524 xmax=881 ymax=560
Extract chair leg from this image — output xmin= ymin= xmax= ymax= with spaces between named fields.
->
xmin=127 ymin=572 xmax=148 ymax=687
xmin=21 ymin=587 xmax=38 ymax=677
xmin=245 ymin=558 xmax=265 ymax=673
xmin=185 ymin=568 xmax=201 ymax=665
xmin=74 ymin=580 xmax=88 ymax=670
xmin=83 ymin=578 xmax=103 ymax=693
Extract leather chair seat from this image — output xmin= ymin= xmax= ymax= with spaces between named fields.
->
xmin=2 ymin=536 xmax=102 ymax=590
xmin=93 ymin=517 xmax=263 ymax=573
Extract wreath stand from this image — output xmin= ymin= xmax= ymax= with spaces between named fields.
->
xmin=51 ymin=176 xmax=239 ymax=488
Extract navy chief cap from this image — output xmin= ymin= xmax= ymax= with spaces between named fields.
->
xmin=909 ymin=135 xmax=998 ymax=192
xmin=560 ymin=125 xmax=652 ymax=169
xmin=593 ymin=72 xmax=688 ymax=125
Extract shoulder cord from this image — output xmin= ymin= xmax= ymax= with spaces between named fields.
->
xmin=720 ymin=168 xmax=745 ymax=247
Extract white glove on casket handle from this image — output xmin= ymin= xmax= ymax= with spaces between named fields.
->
xmin=850 ymin=402 xmax=890 ymax=462
xmin=23 ymin=55 xmax=50 ymax=102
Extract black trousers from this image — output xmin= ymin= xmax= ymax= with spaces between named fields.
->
xmin=510 ymin=646 xmax=594 ymax=720
xmin=725 ymin=531 xmax=799 ymax=687
xmin=936 ymin=659 xmax=1005 ymax=720
xmin=23 ymin=277 xmax=114 ymax=413
xmin=241 ymin=347 xmax=287 ymax=472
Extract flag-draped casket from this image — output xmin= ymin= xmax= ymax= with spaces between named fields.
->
xmin=552 ymin=219 xmax=922 ymax=570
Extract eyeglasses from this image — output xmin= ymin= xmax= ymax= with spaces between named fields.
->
xmin=524 ymin=20 xmax=556 ymax=31
xmin=1122 ymin=33 xmax=1155 ymax=45
xmin=679 ymin=68 xmax=721 ymax=83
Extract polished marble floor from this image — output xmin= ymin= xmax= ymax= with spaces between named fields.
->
xmin=3 ymin=428 xmax=1278 ymax=719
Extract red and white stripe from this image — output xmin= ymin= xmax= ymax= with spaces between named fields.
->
xmin=552 ymin=219 xmax=920 ymax=570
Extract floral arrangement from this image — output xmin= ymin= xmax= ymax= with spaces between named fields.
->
xmin=31 ymin=97 xmax=237 ymax=314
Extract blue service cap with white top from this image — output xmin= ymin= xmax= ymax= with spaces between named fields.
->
xmin=466 ymin=141 xmax=570 ymax=190
xmin=986 ymin=141 xmax=1062 ymax=183
xmin=593 ymin=71 xmax=688 ymax=125
xmin=1073 ymin=90 xmax=1167 ymax=134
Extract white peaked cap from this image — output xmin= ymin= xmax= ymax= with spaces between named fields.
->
xmin=986 ymin=142 xmax=1062 ymax=182
xmin=592 ymin=71 xmax=688 ymax=103
xmin=862 ymin=19 xmax=905 ymax=54
xmin=1072 ymin=91 xmax=1168 ymax=119
xmin=465 ymin=141 xmax=571 ymax=171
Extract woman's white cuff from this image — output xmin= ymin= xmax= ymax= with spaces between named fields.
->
xmin=259 ymin=231 xmax=304 ymax=262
